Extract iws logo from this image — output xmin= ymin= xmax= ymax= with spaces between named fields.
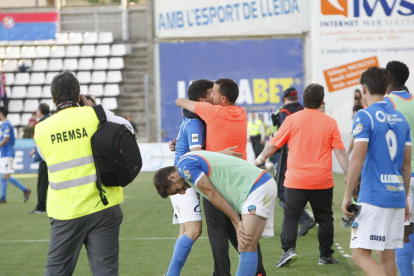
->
xmin=321 ymin=0 xmax=414 ymax=18
xmin=322 ymin=0 xmax=348 ymax=17
xmin=2 ymin=16 xmax=15 ymax=29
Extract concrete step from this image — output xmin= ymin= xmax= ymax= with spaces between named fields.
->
xmin=121 ymin=84 xmax=144 ymax=92
xmin=123 ymin=71 xmax=147 ymax=80
xmin=120 ymin=91 xmax=145 ymax=98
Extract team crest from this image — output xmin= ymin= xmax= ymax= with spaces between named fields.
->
xmin=248 ymin=205 xmax=256 ymax=215
xmin=353 ymin=123 xmax=363 ymax=135
xmin=3 ymin=16 xmax=15 ymax=29
xmin=183 ymin=169 xmax=192 ymax=181
xmin=352 ymin=222 xmax=359 ymax=234
xmin=192 ymin=133 xmax=199 ymax=143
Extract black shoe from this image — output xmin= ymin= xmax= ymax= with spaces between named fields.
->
xmin=298 ymin=218 xmax=316 ymax=236
xmin=318 ymin=255 xmax=340 ymax=265
xmin=275 ymin=248 xmax=298 ymax=267
xmin=28 ymin=209 xmax=46 ymax=214
xmin=23 ymin=189 xmax=31 ymax=203
xmin=278 ymin=200 xmax=285 ymax=208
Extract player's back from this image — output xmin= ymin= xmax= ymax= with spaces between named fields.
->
xmin=355 ymin=101 xmax=410 ymax=208
xmin=174 ymin=117 xmax=205 ymax=165
xmin=385 ymin=91 xmax=414 ymax=173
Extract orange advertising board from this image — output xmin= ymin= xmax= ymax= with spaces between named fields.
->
xmin=323 ymin=56 xmax=379 ymax=93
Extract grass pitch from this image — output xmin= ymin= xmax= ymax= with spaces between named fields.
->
xmin=0 ymin=173 xmax=365 ymax=275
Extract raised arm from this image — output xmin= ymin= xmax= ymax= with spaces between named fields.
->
xmin=176 ymin=98 xmax=196 ymax=113
xmin=196 ymin=174 xmax=252 ymax=247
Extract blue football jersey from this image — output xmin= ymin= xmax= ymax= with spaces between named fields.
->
xmin=0 ymin=119 xmax=16 ymax=158
xmin=174 ymin=117 xmax=205 ymax=165
xmin=352 ymin=101 xmax=411 ymax=208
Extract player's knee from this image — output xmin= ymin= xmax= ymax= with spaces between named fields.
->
xmin=239 ymin=243 xmax=257 ymax=253
xmin=2 ymin=174 xmax=9 ymax=180
xmin=185 ymin=227 xmax=202 ymax=241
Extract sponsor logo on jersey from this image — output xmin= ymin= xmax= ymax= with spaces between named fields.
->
xmin=194 ymin=204 xmax=201 ymax=212
xmin=192 ymin=133 xmax=199 ymax=143
xmin=183 ymin=169 xmax=192 ymax=181
xmin=381 ymin=174 xmax=404 ymax=184
xmin=248 ymin=205 xmax=256 ymax=215
xmin=353 ymin=123 xmax=363 ymax=135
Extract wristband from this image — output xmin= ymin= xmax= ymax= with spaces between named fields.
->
xmin=256 ymin=154 xmax=265 ymax=164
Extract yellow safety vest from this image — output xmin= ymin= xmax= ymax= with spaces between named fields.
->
xmin=247 ymin=119 xmax=263 ymax=136
xmin=34 ymin=106 xmax=123 ymax=220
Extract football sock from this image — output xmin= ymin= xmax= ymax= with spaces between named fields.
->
xmin=1 ymin=178 xmax=7 ymax=200
xmin=166 ymin=234 xmax=194 ymax=276
xmin=236 ymin=251 xmax=258 ymax=276
xmin=173 ymin=237 xmax=180 ymax=252
xmin=396 ymin=242 xmax=413 ymax=276
xmin=7 ymin=177 xmax=27 ymax=192
xmin=409 ymin=234 xmax=414 ymax=264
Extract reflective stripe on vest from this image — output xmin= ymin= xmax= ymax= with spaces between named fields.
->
xmin=49 ymin=174 xmax=97 ymax=190
xmin=48 ymin=155 xmax=94 ymax=173
xmin=248 ymin=120 xmax=262 ymax=136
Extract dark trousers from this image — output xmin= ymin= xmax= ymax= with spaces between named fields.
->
xmin=36 ymin=161 xmax=48 ymax=212
xmin=45 ymin=205 xmax=123 ymax=276
xmin=281 ymin=187 xmax=334 ymax=258
xmin=250 ymin=135 xmax=261 ymax=158
xmin=204 ymin=198 xmax=266 ymax=276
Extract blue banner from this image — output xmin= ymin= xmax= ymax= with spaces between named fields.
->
xmin=159 ymin=38 xmax=304 ymax=142
xmin=13 ymin=139 xmax=38 ymax=174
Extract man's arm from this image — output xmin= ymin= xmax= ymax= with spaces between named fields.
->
xmin=196 ymin=174 xmax=252 ymax=247
xmin=347 ymin=136 xmax=354 ymax=156
xmin=342 ymin=141 xmax=367 ymax=217
xmin=254 ymin=143 xmax=278 ymax=166
xmin=403 ymin=145 xmax=412 ymax=221
xmin=334 ymin=148 xmax=349 ymax=176
xmin=176 ymin=98 xmax=196 ymax=113
xmin=0 ymin=136 xmax=10 ymax=147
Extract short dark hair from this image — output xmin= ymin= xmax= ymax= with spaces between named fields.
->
xmin=51 ymin=71 xmax=80 ymax=105
xmin=353 ymin=104 xmax=363 ymax=112
xmin=38 ymin=103 xmax=50 ymax=116
xmin=153 ymin=166 xmax=176 ymax=199
xmin=386 ymin=61 xmax=409 ymax=86
xmin=0 ymin=106 xmax=8 ymax=117
xmin=303 ymin=84 xmax=324 ymax=109
xmin=214 ymin=78 xmax=239 ymax=103
xmin=188 ymin=79 xmax=214 ymax=101
xmin=360 ymin=67 xmax=390 ymax=96
xmin=286 ymin=95 xmax=299 ymax=102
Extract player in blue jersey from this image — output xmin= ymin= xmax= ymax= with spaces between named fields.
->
xmin=0 ymin=107 xmax=31 ymax=203
xmin=342 ymin=67 xmax=412 ymax=276
xmin=166 ymin=79 xmax=214 ymax=276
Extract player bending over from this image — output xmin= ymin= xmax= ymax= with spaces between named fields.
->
xmin=153 ymin=151 xmax=277 ymax=276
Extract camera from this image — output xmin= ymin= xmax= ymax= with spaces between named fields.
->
xmin=79 ymin=95 xmax=96 ymax=107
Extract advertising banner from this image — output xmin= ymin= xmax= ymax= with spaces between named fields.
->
xmin=13 ymin=139 xmax=38 ymax=174
xmin=155 ymin=0 xmax=304 ymax=38
xmin=159 ymin=38 xmax=304 ymax=142
xmin=312 ymin=0 xmax=414 ymax=132
xmin=0 ymin=13 xmax=58 ymax=41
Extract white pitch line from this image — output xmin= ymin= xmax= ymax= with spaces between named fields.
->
xmin=0 ymin=237 xmax=209 ymax=243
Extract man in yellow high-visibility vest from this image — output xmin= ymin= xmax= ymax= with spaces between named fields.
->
xmin=248 ymin=112 xmax=265 ymax=159
xmin=34 ymin=71 xmax=134 ymax=276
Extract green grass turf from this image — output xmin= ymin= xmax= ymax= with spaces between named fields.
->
xmin=0 ymin=173 xmax=366 ymax=275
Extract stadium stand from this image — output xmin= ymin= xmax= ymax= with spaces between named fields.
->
xmin=0 ymin=31 xmax=135 ymax=136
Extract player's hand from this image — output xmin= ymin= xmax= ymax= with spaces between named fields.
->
xmin=405 ymin=200 xmax=410 ymax=222
xmin=341 ymin=197 xmax=354 ymax=218
xmin=80 ymin=94 xmax=96 ymax=106
xmin=233 ymin=221 xmax=252 ymax=249
xmin=169 ymin=139 xmax=177 ymax=152
xmin=29 ymin=149 xmax=36 ymax=157
xmin=219 ymin=146 xmax=243 ymax=159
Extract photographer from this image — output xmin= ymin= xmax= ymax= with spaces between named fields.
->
xmin=34 ymin=71 xmax=133 ymax=276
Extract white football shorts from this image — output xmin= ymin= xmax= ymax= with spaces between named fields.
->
xmin=170 ymin=187 xmax=202 ymax=224
xmin=0 ymin=157 xmax=14 ymax=174
xmin=241 ymin=178 xmax=278 ymax=239
xmin=350 ymin=202 xmax=404 ymax=251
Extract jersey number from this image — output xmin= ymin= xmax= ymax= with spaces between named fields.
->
xmin=386 ymin=130 xmax=397 ymax=161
